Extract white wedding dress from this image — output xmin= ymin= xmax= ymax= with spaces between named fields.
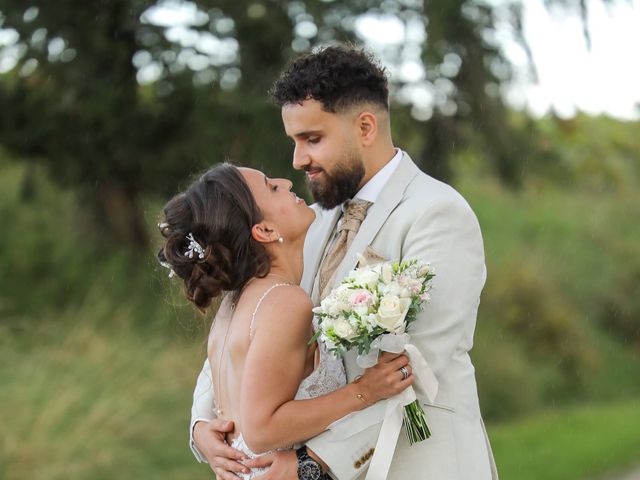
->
xmin=230 ymin=284 xmax=347 ymax=479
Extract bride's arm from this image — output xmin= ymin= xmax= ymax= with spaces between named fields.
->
xmin=240 ymin=286 xmax=412 ymax=454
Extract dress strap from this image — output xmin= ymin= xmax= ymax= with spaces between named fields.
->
xmin=249 ymin=283 xmax=290 ymax=341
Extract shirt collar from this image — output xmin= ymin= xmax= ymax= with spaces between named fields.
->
xmin=353 ymin=149 xmax=403 ymax=203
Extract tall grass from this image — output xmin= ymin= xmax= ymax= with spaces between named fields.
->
xmin=0 ymin=306 xmax=209 ymax=480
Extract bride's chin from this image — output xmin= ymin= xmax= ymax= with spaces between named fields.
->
xmin=304 ymin=206 xmax=316 ymax=223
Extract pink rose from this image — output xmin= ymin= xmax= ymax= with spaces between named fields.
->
xmin=351 ymin=291 xmax=371 ymax=305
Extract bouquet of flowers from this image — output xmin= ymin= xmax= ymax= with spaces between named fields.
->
xmin=312 ymin=258 xmax=435 ymax=444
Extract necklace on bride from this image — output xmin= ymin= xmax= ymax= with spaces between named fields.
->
xmin=264 ymin=272 xmax=294 ymax=284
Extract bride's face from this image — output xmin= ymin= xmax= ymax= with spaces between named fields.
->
xmin=238 ymin=167 xmax=315 ymax=242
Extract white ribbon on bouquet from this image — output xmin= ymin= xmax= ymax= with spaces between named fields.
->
xmin=357 ymin=333 xmax=439 ymax=480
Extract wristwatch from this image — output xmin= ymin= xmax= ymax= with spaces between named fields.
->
xmin=296 ymin=446 xmax=324 ymax=480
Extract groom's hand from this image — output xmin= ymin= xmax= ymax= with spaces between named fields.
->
xmin=249 ymin=450 xmax=298 ymax=479
xmin=193 ymin=419 xmax=251 ymax=479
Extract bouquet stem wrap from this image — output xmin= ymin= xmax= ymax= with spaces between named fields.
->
xmin=357 ymin=333 xmax=439 ymax=480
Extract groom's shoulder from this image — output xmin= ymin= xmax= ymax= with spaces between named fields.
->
xmin=406 ymin=168 xmax=474 ymax=214
xmin=400 ymin=153 xmax=469 ymax=205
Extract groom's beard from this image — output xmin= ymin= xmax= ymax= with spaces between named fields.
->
xmin=306 ymin=151 xmax=365 ymax=210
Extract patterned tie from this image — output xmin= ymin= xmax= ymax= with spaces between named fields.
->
xmin=318 ymin=199 xmax=373 ymax=300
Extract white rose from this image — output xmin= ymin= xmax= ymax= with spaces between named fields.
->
xmin=333 ymin=317 xmax=357 ymax=340
xmin=375 ymin=295 xmax=411 ymax=334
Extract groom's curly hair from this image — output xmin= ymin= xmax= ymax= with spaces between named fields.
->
xmin=157 ymin=163 xmax=271 ymax=311
xmin=270 ymin=45 xmax=389 ymax=113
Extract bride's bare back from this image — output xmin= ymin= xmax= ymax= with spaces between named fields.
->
xmin=207 ymin=278 xmax=317 ymax=444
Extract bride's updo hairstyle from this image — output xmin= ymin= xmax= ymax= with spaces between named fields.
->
xmin=157 ymin=163 xmax=271 ymax=310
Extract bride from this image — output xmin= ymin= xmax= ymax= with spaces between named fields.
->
xmin=157 ymin=163 xmax=413 ymax=479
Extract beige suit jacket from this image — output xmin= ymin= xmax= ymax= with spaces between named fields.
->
xmin=303 ymin=153 xmax=498 ymax=479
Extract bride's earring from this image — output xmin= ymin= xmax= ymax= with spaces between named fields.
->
xmin=278 ymin=236 xmax=284 ymax=244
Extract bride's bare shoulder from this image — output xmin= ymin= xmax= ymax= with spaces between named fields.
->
xmin=261 ymin=283 xmax=312 ymax=313
xmin=251 ymin=283 xmax=313 ymax=334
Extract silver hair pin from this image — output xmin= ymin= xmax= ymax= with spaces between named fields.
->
xmin=159 ymin=261 xmax=176 ymax=278
xmin=185 ymin=233 xmax=206 ymax=260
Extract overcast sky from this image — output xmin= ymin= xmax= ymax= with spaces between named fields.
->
xmin=356 ymin=0 xmax=640 ymax=120
xmin=500 ymin=0 xmax=640 ymax=119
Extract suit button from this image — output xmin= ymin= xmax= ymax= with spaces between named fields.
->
xmin=354 ymin=460 xmax=362 ymax=468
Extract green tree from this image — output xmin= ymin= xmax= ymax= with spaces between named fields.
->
xmin=0 ymin=0 xmax=614 ymax=248
xmin=0 ymin=1 xmax=296 ymax=247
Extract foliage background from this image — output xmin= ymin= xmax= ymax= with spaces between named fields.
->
xmin=1 ymin=1 xmax=638 ymax=479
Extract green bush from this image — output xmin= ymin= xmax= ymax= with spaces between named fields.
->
xmin=598 ymin=263 xmax=640 ymax=349
xmin=474 ymin=258 xmax=602 ymax=421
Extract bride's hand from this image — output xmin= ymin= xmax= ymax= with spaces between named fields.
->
xmin=355 ymin=351 xmax=414 ymax=404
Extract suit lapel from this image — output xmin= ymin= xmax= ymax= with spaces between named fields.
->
xmin=331 ymin=153 xmax=420 ymax=288
xmin=301 ymin=205 xmax=341 ymax=294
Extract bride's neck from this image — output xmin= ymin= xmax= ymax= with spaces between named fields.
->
xmin=268 ymin=248 xmax=304 ymax=285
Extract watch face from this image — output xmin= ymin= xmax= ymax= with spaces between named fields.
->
xmin=299 ymin=459 xmax=322 ymax=480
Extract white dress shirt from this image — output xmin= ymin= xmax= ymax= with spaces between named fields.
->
xmin=354 ymin=148 xmax=403 ymax=203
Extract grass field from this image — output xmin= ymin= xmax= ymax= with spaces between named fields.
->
xmin=2 ymin=310 xmax=639 ymax=480
xmin=492 ymin=400 xmax=640 ymax=480
xmin=0 ymin=312 xmax=207 ymax=480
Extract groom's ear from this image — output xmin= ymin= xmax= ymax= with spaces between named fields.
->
xmin=356 ymin=111 xmax=378 ymax=146
xmin=251 ymin=222 xmax=278 ymax=244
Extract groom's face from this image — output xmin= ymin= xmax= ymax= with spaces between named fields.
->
xmin=282 ymin=99 xmax=365 ymax=210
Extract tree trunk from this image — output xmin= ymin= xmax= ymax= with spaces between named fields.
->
xmin=95 ymin=183 xmax=148 ymax=250
xmin=421 ymin=114 xmax=456 ymax=183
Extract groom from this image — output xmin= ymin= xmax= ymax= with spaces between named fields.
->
xmin=190 ymin=45 xmax=498 ymax=480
